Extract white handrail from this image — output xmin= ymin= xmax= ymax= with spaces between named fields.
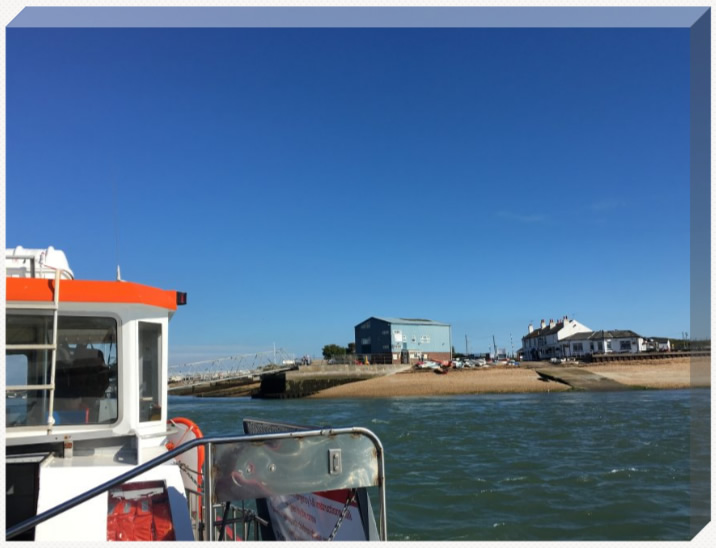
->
xmin=5 ymin=262 xmax=67 ymax=433
xmin=46 ymin=268 xmax=61 ymax=433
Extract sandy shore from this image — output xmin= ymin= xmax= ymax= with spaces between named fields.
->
xmin=308 ymin=357 xmax=710 ymax=398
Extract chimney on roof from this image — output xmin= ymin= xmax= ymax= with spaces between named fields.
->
xmin=549 ymin=319 xmax=555 ymax=328
xmin=540 ymin=319 xmax=545 ymax=329
xmin=528 ymin=323 xmax=534 ymax=334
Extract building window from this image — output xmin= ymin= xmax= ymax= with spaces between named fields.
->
xmin=420 ymin=335 xmax=431 ymax=343
xmin=620 ymin=340 xmax=632 ymax=351
xmin=607 ymin=341 xmax=612 ymax=350
xmin=361 ymin=337 xmax=371 ymax=345
xmin=362 ymin=321 xmax=371 ymax=329
xmin=573 ymin=343 xmax=583 ymax=352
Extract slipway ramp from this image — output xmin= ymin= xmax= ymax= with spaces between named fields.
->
xmin=536 ymin=367 xmax=631 ymax=391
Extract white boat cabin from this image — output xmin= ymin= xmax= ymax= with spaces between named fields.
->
xmin=5 ymin=247 xmax=387 ymax=542
xmin=6 ymin=246 xmax=185 ymax=453
xmin=5 ymin=247 xmax=190 ymax=540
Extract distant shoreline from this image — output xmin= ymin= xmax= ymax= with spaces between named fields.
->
xmin=307 ymin=357 xmax=709 ymax=399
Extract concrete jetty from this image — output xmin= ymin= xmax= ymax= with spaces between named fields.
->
xmin=255 ymin=363 xmax=411 ymax=399
xmin=168 ymin=363 xmax=412 ymax=398
xmin=536 ymin=367 xmax=632 ymax=391
xmin=169 ymin=376 xmax=259 ymax=397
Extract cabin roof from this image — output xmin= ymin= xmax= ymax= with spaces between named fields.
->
xmin=6 ymin=278 xmax=181 ymax=311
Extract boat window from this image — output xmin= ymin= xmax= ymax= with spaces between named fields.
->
xmin=138 ymin=322 xmax=162 ymax=422
xmin=5 ymin=314 xmax=118 ymax=428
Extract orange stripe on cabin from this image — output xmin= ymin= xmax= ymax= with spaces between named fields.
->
xmin=6 ymin=278 xmax=178 ymax=311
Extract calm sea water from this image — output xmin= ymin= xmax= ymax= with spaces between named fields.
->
xmin=168 ymin=389 xmax=710 ymax=541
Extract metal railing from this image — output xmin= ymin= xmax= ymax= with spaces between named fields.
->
xmin=6 ymin=427 xmax=387 ymax=541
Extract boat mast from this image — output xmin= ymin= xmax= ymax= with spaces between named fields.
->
xmin=113 ymin=177 xmax=121 ymax=281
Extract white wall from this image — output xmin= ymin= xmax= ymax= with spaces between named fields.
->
xmin=610 ymin=337 xmax=644 ymax=354
xmin=557 ymin=319 xmax=592 ymax=341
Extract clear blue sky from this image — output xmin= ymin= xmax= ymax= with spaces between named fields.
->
xmin=6 ymin=21 xmax=694 ymax=363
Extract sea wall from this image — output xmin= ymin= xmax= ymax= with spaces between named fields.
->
xmin=255 ymin=363 xmax=410 ymax=399
xmin=169 ymin=377 xmax=259 ymax=397
xmin=587 ymin=351 xmax=708 ymax=363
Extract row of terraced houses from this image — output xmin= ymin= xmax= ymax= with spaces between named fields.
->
xmin=521 ymin=316 xmax=670 ymax=361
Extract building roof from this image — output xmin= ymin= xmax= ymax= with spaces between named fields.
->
xmin=594 ymin=329 xmax=643 ymax=339
xmin=357 ymin=316 xmax=450 ymax=328
xmin=562 ymin=329 xmax=643 ymax=342
xmin=523 ymin=320 xmax=566 ymax=339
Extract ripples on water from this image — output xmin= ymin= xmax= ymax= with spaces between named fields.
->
xmin=169 ymin=388 xmax=709 ymax=541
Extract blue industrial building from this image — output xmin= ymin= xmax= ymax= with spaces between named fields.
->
xmin=354 ymin=317 xmax=452 ymax=364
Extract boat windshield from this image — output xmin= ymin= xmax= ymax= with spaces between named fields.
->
xmin=6 ymin=314 xmax=118 ymax=428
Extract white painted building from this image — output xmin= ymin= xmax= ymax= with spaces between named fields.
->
xmin=521 ymin=316 xmax=592 ymax=360
xmin=563 ymin=330 xmax=647 ymax=357
xmin=649 ymin=338 xmax=672 ymax=352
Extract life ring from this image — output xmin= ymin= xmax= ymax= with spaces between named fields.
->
xmin=167 ymin=417 xmax=205 ymax=520
xmin=167 ymin=417 xmax=204 ymax=463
